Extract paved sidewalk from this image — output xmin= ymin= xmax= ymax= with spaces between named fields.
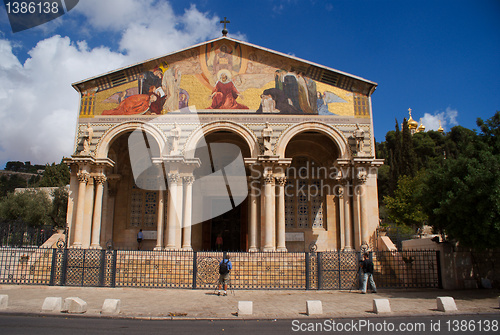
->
xmin=0 ymin=285 xmax=498 ymax=320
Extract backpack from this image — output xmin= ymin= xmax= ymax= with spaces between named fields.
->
xmin=364 ymin=260 xmax=374 ymax=273
xmin=219 ymin=260 xmax=230 ymax=274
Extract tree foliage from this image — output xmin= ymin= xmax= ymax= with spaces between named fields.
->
xmin=38 ymin=162 xmax=70 ymax=187
xmin=377 ymin=111 xmax=500 ymax=249
xmin=384 ymin=173 xmax=427 ymax=228
xmin=0 ymin=190 xmax=52 ymax=226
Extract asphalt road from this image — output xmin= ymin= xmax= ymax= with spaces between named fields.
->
xmin=0 ymin=314 xmax=498 ymax=335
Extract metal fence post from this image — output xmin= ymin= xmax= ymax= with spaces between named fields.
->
xmin=110 ymin=250 xmax=117 ymax=288
xmin=60 ymin=248 xmax=68 ymax=286
xmin=99 ymin=249 xmax=106 ymax=287
xmin=436 ymin=250 xmax=443 ymax=289
xmin=317 ymin=252 xmax=322 ymax=290
xmin=49 ymin=248 xmax=57 ymax=286
xmin=192 ymin=251 xmax=197 ymax=289
xmin=305 ymin=252 xmax=310 ymax=290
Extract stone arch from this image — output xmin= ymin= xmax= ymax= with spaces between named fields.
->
xmin=276 ymin=121 xmax=349 ymax=159
xmin=95 ymin=121 xmax=168 ymax=159
xmin=184 ymin=120 xmax=258 ymax=158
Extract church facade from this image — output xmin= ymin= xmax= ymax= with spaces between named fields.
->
xmin=64 ymin=36 xmax=383 ymax=252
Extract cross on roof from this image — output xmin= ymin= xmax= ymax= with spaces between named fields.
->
xmin=220 ymin=17 xmax=230 ymax=36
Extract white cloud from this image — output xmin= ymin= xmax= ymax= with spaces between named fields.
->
xmin=0 ymin=1 xmax=245 ymax=168
xmin=0 ymin=36 xmax=129 ymax=167
xmin=421 ymin=107 xmax=459 ymax=132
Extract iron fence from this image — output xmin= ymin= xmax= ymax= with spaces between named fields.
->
xmin=0 ymin=248 xmax=442 ymax=290
xmin=0 ymin=220 xmax=53 ymax=247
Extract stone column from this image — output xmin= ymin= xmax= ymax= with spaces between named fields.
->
xmin=176 ymin=176 xmax=184 ymax=249
xmin=263 ymin=174 xmax=275 ymax=252
xmin=248 ymin=175 xmax=259 ymax=252
xmin=181 ymin=176 xmax=195 ymax=250
xmin=73 ymin=171 xmax=89 ymax=248
xmin=90 ymin=174 xmax=106 ymax=248
xmin=275 ymin=176 xmax=287 ymax=252
xmin=165 ymin=173 xmax=180 ymax=250
xmin=154 ymin=190 xmax=165 ymax=250
xmin=343 ymin=180 xmax=353 ymax=250
xmin=65 ymin=166 xmax=78 ymax=246
xmin=357 ymin=172 xmax=369 ymax=247
xmin=337 ymin=183 xmax=345 ymax=250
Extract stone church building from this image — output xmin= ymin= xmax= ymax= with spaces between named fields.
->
xmin=64 ymin=36 xmax=383 ymax=252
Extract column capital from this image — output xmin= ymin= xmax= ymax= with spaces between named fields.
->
xmin=356 ymin=169 xmax=367 ymax=184
xmin=167 ymin=173 xmax=180 ymax=184
xmin=77 ymin=171 xmax=90 ymax=183
xmin=264 ymin=174 xmax=275 ymax=185
xmin=94 ymin=174 xmax=107 ymax=185
xmin=275 ymin=176 xmax=287 ymax=187
xmin=182 ymin=175 xmax=195 ymax=185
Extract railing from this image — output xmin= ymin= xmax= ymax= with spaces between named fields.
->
xmin=0 ymin=220 xmax=53 ymax=247
xmin=0 ymin=248 xmax=442 ymax=290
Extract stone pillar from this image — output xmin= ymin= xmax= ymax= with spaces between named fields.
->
xmin=248 ymin=172 xmax=259 ymax=252
xmin=263 ymin=174 xmax=275 ymax=252
xmin=154 ymin=190 xmax=165 ymax=250
xmin=275 ymin=176 xmax=287 ymax=252
xmin=176 ymin=176 xmax=184 ymax=250
xmin=358 ymin=173 xmax=369 ymax=247
xmin=181 ymin=176 xmax=194 ymax=250
xmin=82 ymin=176 xmax=95 ymax=248
xmin=165 ymin=173 xmax=180 ymax=250
xmin=337 ymin=183 xmax=345 ymax=250
xmin=343 ymin=181 xmax=353 ymax=250
xmin=65 ymin=166 xmax=78 ymax=246
xmin=73 ymin=171 xmax=89 ymax=248
xmin=90 ymin=174 xmax=106 ymax=248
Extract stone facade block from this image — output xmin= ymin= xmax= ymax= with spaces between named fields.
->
xmin=373 ymin=299 xmax=391 ymax=314
xmin=238 ymin=301 xmax=253 ymax=315
xmin=0 ymin=295 xmax=8 ymax=309
xmin=42 ymin=297 xmax=62 ymax=312
xmin=101 ymin=299 xmax=121 ymax=314
xmin=63 ymin=297 xmax=87 ymax=314
xmin=437 ymin=296 xmax=457 ymax=312
xmin=306 ymin=300 xmax=323 ymax=315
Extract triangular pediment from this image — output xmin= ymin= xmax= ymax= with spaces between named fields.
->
xmin=74 ymin=36 xmax=376 ymax=118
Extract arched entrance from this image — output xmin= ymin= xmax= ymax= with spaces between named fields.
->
xmin=283 ymin=131 xmax=343 ymax=251
xmin=101 ymin=129 xmax=164 ymax=250
xmin=192 ymin=130 xmax=252 ymax=251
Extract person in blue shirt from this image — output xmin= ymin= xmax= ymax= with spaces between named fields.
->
xmin=217 ymin=255 xmax=232 ymax=296
xmin=137 ymin=229 xmax=143 ymax=250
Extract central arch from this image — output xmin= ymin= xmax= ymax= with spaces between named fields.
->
xmin=275 ymin=121 xmax=349 ymax=159
xmin=184 ymin=121 xmax=259 ymax=159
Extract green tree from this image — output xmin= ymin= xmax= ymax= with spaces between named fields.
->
xmin=384 ymin=172 xmax=427 ymax=228
xmin=0 ymin=174 xmax=27 ymax=198
xmin=401 ymin=118 xmax=417 ymax=177
xmin=477 ymin=111 xmax=500 ymax=153
xmin=48 ymin=187 xmax=68 ymax=228
xmin=0 ymin=190 xmax=52 ymax=226
xmin=39 ymin=162 xmax=70 ymax=187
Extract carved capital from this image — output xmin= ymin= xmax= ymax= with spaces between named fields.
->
xmin=167 ymin=173 xmax=180 ymax=184
xmin=77 ymin=172 xmax=90 ymax=184
xmin=183 ymin=176 xmax=195 ymax=185
xmin=94 ymin=174 xmax=107 ymax=185
xmin=337 ymin=186 xmax=344 ymax=199
xmin=356 ymin=169 xmax=367 ymax=183
xmin=275 ymin=176 xmax=287 ymax=187
xmin=264 ymin=174 xmax=275 ymax=185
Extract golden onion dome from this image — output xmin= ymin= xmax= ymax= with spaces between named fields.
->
xmin=438 ymin=120 xmax=444 ymax=133
xmin=407 ymin=108 xmax=418 ymax=129
xmin=417 ymin=118 xmax=426 ymax=132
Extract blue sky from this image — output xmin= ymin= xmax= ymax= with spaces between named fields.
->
xmin=0 ymin=0 xmax=499 ymax=168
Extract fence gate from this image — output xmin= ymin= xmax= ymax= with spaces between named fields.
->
xmin=52 ymin=248 xmax=116 ymax=287
xmin=314 ymin=251 xmax=360 ymax=290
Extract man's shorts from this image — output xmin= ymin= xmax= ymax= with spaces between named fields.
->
xmin=218 ymin=273 xmax=230 ymax=284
